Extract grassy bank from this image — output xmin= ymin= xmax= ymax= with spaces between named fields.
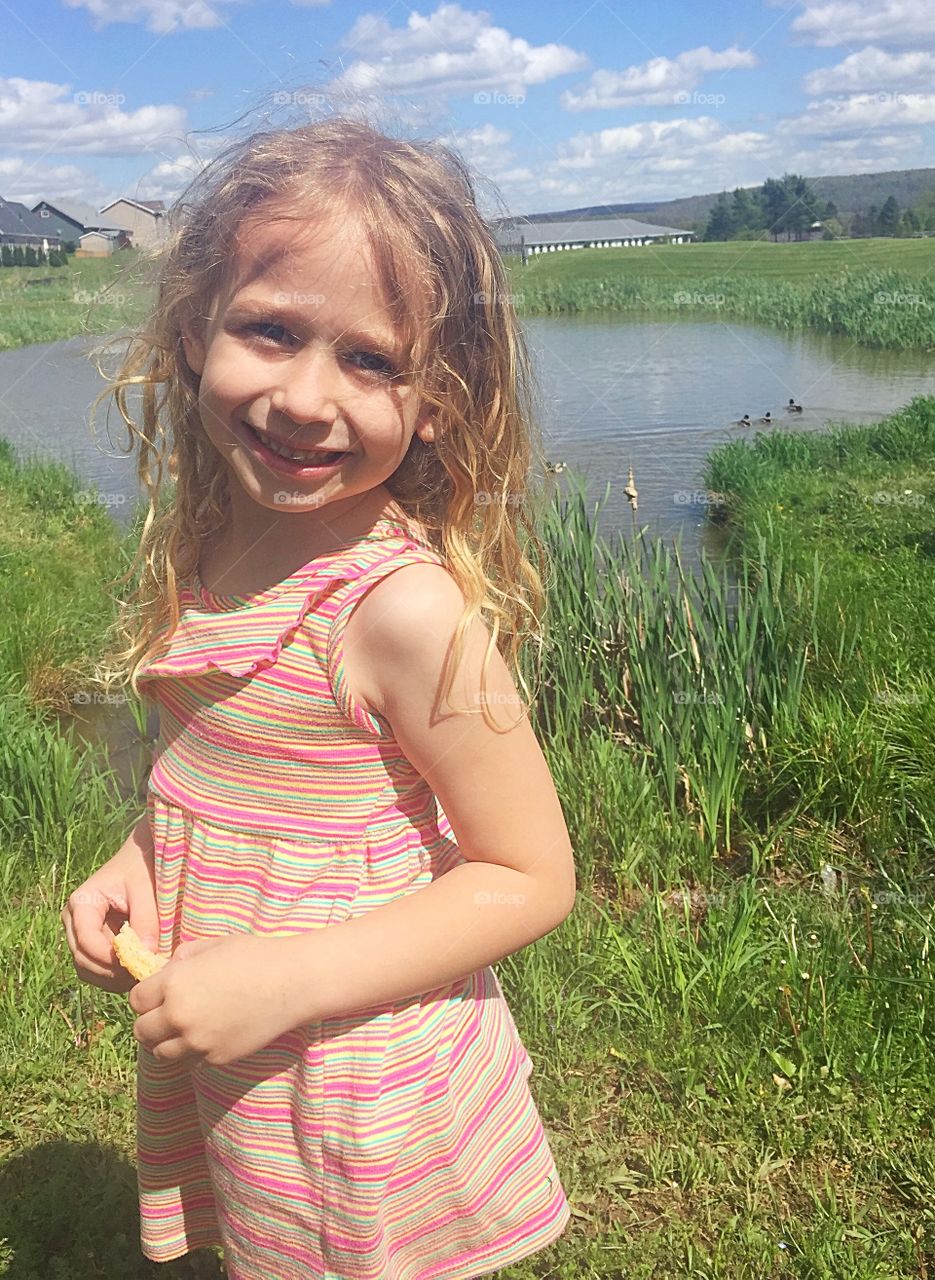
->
xmin=2 ymin=237 xmax=934 ymax=355
xmin=505 ymin=237 xmax=935 ymax=350
xmin=0 ymin=251 xmax=154 ymax=352
xmin=0 ymin=402 xmax=933 ymax=1276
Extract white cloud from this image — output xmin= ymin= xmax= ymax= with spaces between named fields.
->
xmin=330 ymin=3 xmax=588 ymax=99
xmin=803 ymin=46 xmax=935 ymax=93
xmin=479 ymin=116 xmax=777 ymax=210
xmin=440 ymin=121 xmax=512 ymax=151
xmin=131 ymin=153 xmax=213 ymax=201
xmin=0 ymin=156 xmax=111 ymax=209
xmin=779 ymin=90 xmax=935 ymax=136
xmin=0 ymin=77 xmax=187 ymax=154
xmin=64 ymin=0 xmax=329 ymax=29
xmin=557 ymin=118 xmax=770 ymax=169
xmin=561 ymin=45 xmax=758 ymax=111
xmin=62 ymin=0 xmax=249 ymax=34
xmin=434 ymin=122 xmax=523 ymax=214
xmin=780 ymin=134 xmax=919 ymax=177
xmin=787 ymin=0 xmax=935 ymax=48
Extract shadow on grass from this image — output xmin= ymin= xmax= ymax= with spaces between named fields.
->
xmin=0 ymin=1141 xmax=226 ymax=1278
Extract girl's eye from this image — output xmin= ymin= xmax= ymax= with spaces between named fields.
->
xmin=244 ymin=322 xmax=294 ymax=345
xmin=345 ymin=350 xmax=398 ymax=378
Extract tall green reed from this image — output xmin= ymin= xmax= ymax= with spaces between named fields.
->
xmin=527 ymin=474 xmax=820 ymax=871
xmin=513 ymin=269 xmax=935 ymax=350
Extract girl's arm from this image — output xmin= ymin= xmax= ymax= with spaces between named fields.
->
xmin=127 ymin=568 xmax=576 ymax=1068
xmin=279 ymin=563 xmax=577 ymax=1026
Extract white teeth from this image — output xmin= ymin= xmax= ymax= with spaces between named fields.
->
xmin=252 ymin=427 xmax=342 ymax=464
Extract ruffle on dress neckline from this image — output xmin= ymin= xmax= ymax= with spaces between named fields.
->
xmin=137 ymin=526 xmax=436 ymax=684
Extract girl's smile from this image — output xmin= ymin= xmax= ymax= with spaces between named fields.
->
xmin=179 ymin=207 xmax=434 ymax=553
xmin=237 ymin=419 xmax=351 ymax=473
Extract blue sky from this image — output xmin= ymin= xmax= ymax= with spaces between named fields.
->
xmin=3 ymin=0 xmax=934 ymax=217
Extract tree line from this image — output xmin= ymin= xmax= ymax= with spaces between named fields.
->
xmin=703 ymin=173 xmax=935 ymax=241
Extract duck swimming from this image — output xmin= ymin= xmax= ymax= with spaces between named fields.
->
xmin=786 ymin=398 xmax=803 ymax=412
xmin=733 ymin=413 xmax=752 ymax=426
xmin=757 ymin=412 xmax=772 ymax=424
xmin=545 ymin=460 xmax=566 ymax=474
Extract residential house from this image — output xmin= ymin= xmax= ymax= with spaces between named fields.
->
xmin=31 ymin=198 xmax=129 ymax=253
xmin=0 ymin=196 xmax=63 ymax=253
xmin=98 ymin=197 xmax=167 ymax=248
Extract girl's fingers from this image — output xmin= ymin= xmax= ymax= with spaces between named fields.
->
xmin=60 ymin=904 xmax=135 ymax=993
xmin=141 ymin=1037 xmax=202 ymax=1067
xmin=68 ymin=891 xmax=129 ymax=967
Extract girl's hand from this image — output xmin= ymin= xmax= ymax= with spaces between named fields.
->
xmin=61 ymin=834 xmax=160 ymax=995
xmin=128 ymin=934 xmax=301 ymax=1068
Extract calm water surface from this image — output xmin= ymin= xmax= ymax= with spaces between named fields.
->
xmin=525 ymin=312 xmax=935 ymax=568
xmin=3 ymin=318 xmax=932 ymax=797
xmin=1 ymin=317 xmax=932 ymax=574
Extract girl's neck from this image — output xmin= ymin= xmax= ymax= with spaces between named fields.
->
xmin=199 ymin=491 xmax=422 ymax=594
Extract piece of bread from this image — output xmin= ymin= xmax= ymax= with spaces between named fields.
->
xmin=113 ymin=922 xmax=168 ymax=980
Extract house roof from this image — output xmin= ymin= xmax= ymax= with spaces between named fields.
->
xmin=33 ymin=197 xmax=100 ymax=225
xmin=499 ymin=215 xmax=695 ymax=244
xmin=0 ymin=196 xmax=63 ymax=241
xmin=31 ymin=198 xmax=126 ymax=234
xmin=98 ymin=196 xmax=167 ymax=216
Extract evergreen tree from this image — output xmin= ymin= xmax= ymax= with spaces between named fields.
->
xmin=784 ymin=175 xmax=812 ymax=239
xmin=704 ymin=192 xmax=734 ymax=241
xmin=730 ymin=187 xmax=755 ymax=234
xmin=878 ymin=195 xmax=901 ymax=236
xmin=760 ymin=177 xmax=787 ymax=239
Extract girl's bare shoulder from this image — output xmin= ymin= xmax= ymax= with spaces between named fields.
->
xmin=342 ymin=557 xmax=463 ymax=721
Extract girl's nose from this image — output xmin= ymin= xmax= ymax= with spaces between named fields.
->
xmin=269 ymin=345 xmax=340 ymax=426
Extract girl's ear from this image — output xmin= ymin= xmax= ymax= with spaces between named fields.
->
xmin=179 ymin=320 xmax=206 ymax=377
xmin=415 ymin=403 xmax=436 ymax=445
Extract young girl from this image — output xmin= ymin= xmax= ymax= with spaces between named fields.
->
xmin=61 ymin=116 xmax=577 ymax=1280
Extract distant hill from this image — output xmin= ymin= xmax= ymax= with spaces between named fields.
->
xmin=497 ymin=167 xmax=935 ymax=234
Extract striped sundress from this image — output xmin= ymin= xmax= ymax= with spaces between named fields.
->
xmin=133 ymin=515 xmax=571 ymax=1280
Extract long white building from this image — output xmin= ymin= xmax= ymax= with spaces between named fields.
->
xmin=497 ymin=215 xmax=696 ymax=257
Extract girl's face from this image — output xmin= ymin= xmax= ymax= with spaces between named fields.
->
xmin=180 ymin=206 xmax=434 ymax=538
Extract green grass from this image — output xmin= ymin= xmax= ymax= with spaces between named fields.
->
xmin=0 ymin=399 xmax=933 ymax=1277
xmin=0 ymin=251 xmax=155 ymax=351
xmin=0 ymin=435 xmax=138 ymax=714
xmin=507 ymin=235 xmax=935 ymax=283
xmin=3 ymin=236 xmax=935 ymax=354
xmin=505 ymin=237 xmax=935 ymax=349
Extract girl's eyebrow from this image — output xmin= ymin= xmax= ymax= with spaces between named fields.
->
xmin=226 ymin=298 xmax=400 ymax=354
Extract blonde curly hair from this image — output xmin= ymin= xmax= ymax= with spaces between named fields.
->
xmin=90 ymin=114 xmax=552 ymax=730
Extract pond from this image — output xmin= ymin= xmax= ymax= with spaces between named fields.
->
xmin=3 ymin=318 xmax=933 ymax=801
xmin=525 ymin=311 xmax=935 ymax=569
xmin=1 ymin=316 xmax=932 ymax=574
